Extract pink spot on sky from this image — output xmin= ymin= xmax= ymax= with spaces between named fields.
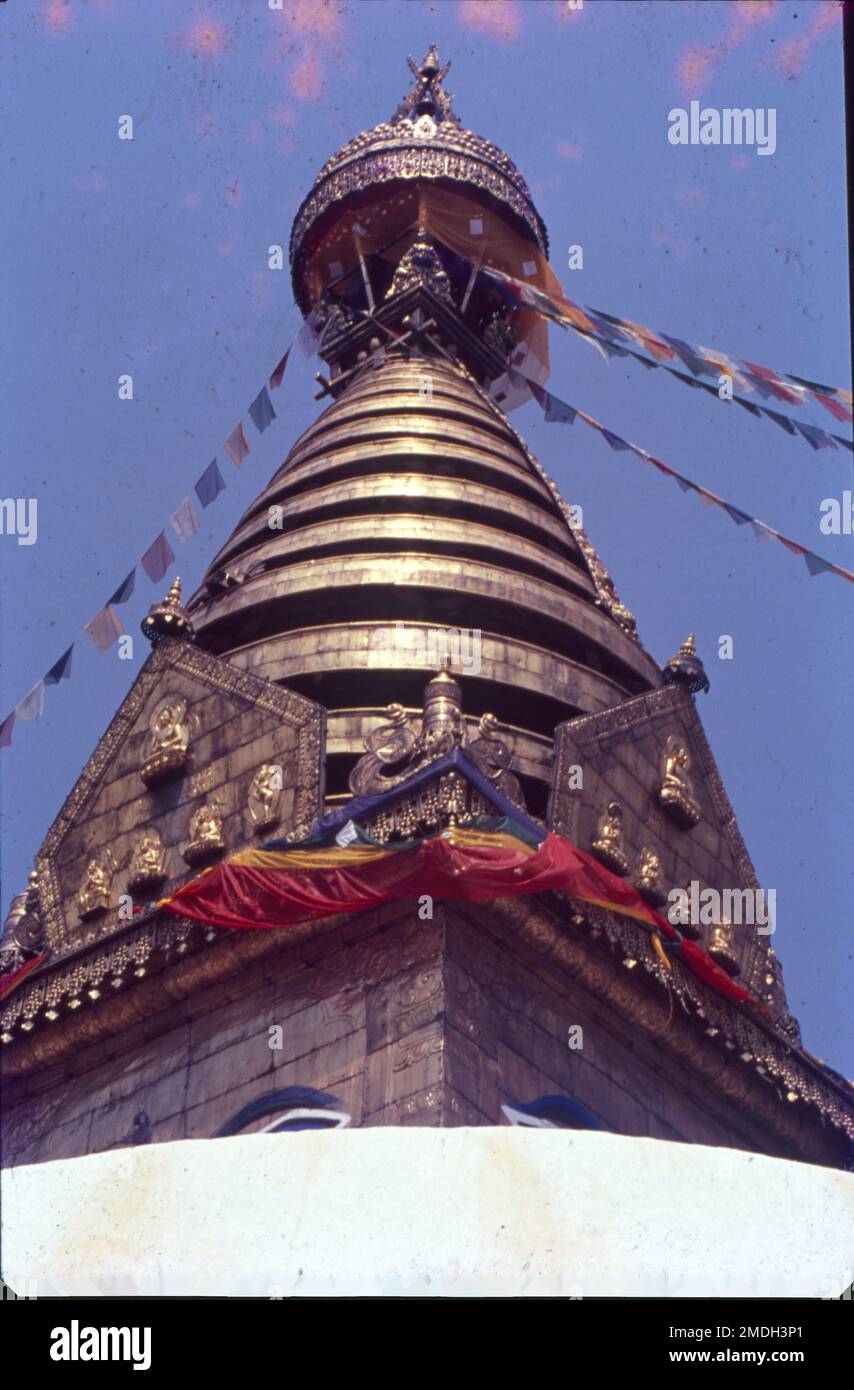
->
xmin=42 ymin=0 xmax=73 ymax=34
xmin=269 ymin=106 xmax=299 ymax=128
xmin=777 ymin=0 xmax=839 ymax=80
xmin=226 ymin=181 xmax=242 ymax=209
xmin=192 ymin=112 xmax=222 ymax=140
xmin=675 ymin=184 xmax=704 ymax=206
xmin=675 ymin=0 xmax=778 ymax=95
xmin=268 ymin=1 xmax=345 ymax=105
xmin=731 ymin=154 xmax=749 ymax=171
xmin=457 ymin=0 xmax=522 ymax=43
xmin=276 ymin=0 xmax=342 ymax=39
xmin=74 ymin=171 xmax=108 ymax=194
xmin=556 ymin=141 xmax=584 ymax=162
xmin=676 ymin=46 xmax=715 ymax=97
xmin=217 ymin=244 xmax=234 ymax=257
xmin=182 ymin=17 xmax=229 ymax=59
xmin=289 ymin=49 xmax=324 ymax=102
xmin=651 ymin=226 xmax=689 ymax=260
xmin=182 ymin=192 xmax=203 ymax=208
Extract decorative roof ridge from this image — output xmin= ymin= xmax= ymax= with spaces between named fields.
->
xmin=304 ymin=745 xmax=543 ymax=846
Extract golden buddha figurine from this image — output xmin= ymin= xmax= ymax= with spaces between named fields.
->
xmin=184 ymin=797 xmax=225 ymax=865
xmin=658 ymin=734 xmax=701 ymax=828
xmin=248 ymin=764 xmax=281 ymax=832
xmin=140 ymin=695 xmax=191 ymax=787
xmin=707 ymin=915 xmax=741 ymax=977
xmin=634 ymin=845 xmax=666 ymax=906
xmin=128 ymin=830 xmax=168 ymax=892
xmin=77 ymin=851 xmax=115 ymax=919
xmin=591 ymin=801 xmax=630 ymax=877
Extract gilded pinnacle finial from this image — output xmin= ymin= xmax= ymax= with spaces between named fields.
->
xmin=141 ymin=576 xmax=195 ymax=647
xmin=394 ymin=46 xmax=458 ymax=126
xmin=664 ymin=633 xmax=709 ymax=695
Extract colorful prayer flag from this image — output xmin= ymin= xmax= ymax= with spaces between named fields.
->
xmin=44 ymin=645 xmax=74 ymax=684
xmin=795 ymin=422 xmax=835 ymax=451
xmin=815 ymin=394 xmax=853 ymax=423
xmin=141 ymin=531 xmax=175 ymax=584
xmin=16 ymin=681 xmax=45 ymax=721
xmin=108 ymin=570 xmax=136 ymax=605
xmin=761 ymin=408 xmax=797 ymax=436
xmin=544 ymin=393 xmax=576 ymax=425
xmin=600 ymin=428 xmax=631 ymax=451
xmin=741 ymin=361 xmax=803 ymax=405
xmin=195 ymin=459 xmax=225 ymax=508
xmin=269 ymin=349 xmax=290 ymax=391
xmin=660 ymin=334 xmax=715 ymax=378
xmin=803 ymin=552 xmax=834 ymax=577
xmin=249 ymin=386 xmax=276 ymax=433
xmin=224 ymin=422 xmax=250 ymax=467
xmin=298 ymin=310 xmax=320 ymax=358
xmin=170 ymin=496 xmax=200 ymax=543
xmin=731 ymin=395 xmax=763 ymax=417
xmin=85 ymin=604 xmax=124 ymax=652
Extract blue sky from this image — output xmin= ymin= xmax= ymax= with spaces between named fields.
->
xmin=1 ymin=0 xmax=851 ymax=1073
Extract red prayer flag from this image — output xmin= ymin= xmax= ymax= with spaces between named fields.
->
xmin=815 ymin=393 xmax=853 ymax=423
xmin=141 ymin=531 xmax=175 ymax=584
xmin=269 ymin=349 xmax=290 ymax=391
xmin=742 ymin=361 xmax=802 ymax=405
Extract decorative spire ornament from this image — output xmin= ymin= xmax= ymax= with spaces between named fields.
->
xmin=393 ymin=47 xmax=458 ymax=126
xmin=141 ymin=577 xmax=195 ymax=646
xmin=663 ymin=633 xmax=710 ymax=695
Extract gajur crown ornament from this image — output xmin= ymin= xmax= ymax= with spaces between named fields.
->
xmin=142 ymin=578 xmax=195 ymax=646
xmin=664 ymin=633 xmax=710 ymax=695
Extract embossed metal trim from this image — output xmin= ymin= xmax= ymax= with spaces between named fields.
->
xmin=291 ymin=142 xmax=547 ymax=285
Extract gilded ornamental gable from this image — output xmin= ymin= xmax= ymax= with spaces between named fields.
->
xmin=548 ymin=683 xmax=787 ymax=1016
xmin=31 ymin=640 xmax=325 ymax=964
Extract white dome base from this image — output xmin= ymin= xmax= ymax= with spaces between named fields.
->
xmin=2 ymin=1129 xmax=852 ymax=1298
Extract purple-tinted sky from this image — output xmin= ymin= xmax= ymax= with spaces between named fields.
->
xmin=1 ymin=1 xmax=851 ymax=1073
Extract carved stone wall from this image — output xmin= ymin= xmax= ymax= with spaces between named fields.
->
xmin=4 ymin=896 xmax=847 ymax=1171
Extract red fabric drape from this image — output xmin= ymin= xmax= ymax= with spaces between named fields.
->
xmin=162 ymin=834 xmax=760 ymax=1010
xmin=0 ymin=953 xmax=47 ymax=1003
